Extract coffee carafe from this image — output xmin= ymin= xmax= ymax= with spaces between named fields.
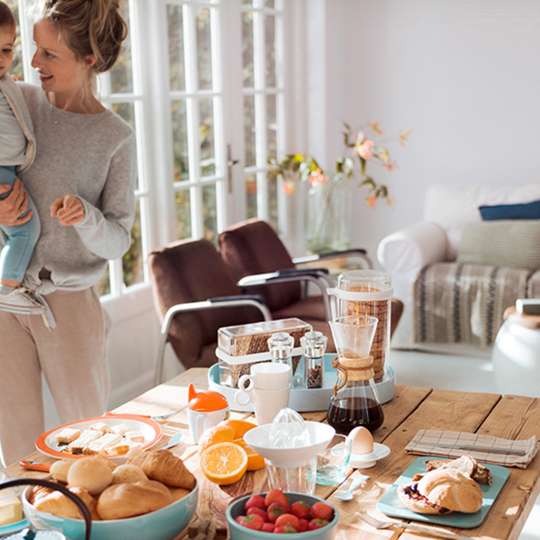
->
xmin=327 ymin=315 xmax=384 ymax=434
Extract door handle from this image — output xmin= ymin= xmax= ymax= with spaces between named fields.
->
xmin=226 ymin=144 xmax=240 ymax=194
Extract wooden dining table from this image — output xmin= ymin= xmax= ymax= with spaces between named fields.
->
xmin=7 ymin=367 xmax=540 ymax=540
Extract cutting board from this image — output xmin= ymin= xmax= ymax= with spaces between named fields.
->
xmin=377 ymin=456 xmax=510 ymax=529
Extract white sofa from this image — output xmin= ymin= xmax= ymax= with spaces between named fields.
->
xmin=377 ymin=183 xmax=540 ymax=354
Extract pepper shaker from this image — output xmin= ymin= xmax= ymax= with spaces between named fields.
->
xmin=300 ymin=331 xmax=327 ymax=389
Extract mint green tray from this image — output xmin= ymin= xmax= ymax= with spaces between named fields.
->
xmin=377 ymin=456 xmax=510 ymax=529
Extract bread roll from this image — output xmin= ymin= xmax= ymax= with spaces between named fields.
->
xmin=112 ymin=464 xmax=147 ymax=484
xmin=34 ymin=487 xmax=97 ymax=520
xmin=50 ymin=460 xmax=73 ymax=483
xmin=29 ymin=486 xmax=54 ymax=505
xmin=169 ymin=487 xmax=190 ymax=502
xmin=68 ymin=456 xmax=113 ymax=495
xmin=127 ymin=449 xmax=195 ymax=490
xmin=97 ymin=480 xmax=172 ymax=520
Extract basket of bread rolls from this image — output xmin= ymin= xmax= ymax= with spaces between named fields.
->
xmin=22 ymin=449 xmax=198 ymax=540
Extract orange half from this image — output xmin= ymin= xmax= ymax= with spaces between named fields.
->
xmin=201 ymin=442 xmax=248 ymax=485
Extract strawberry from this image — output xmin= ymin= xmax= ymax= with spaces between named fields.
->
xmin=310 ymin=501 xmax=334 ymax=521
xmin=237 ymin=514 xmax=264 ymax=530
xmin=267 ymin=503 xmax=287 ymax=522
xmin=245 ymin=494 xmax=266 ymax=511
xmin=265 ymin=489 xmax=289 ymax=510
xmin=261 ymin=522 xmax=275 ymax=532
xmin=297 ymin=518 xmax=309 ymax=532
xmin=308 ymin=518 xmax=329 ymax=530
xmin=274 ymin=524 xmax=297 ymax=533
xmin=290 ymin=500 xmax=311 ymax=519
xmin=275 ymin=513 xmax=300 ymax=530
xmin=247 ymin=507 xmax=268 ymax=521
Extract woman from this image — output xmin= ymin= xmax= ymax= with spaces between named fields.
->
xmin=0 ymin=0 xmax=136 ymax=466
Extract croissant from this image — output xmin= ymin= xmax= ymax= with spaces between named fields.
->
xmin=127 ymin=449 xmax=196 ymax=490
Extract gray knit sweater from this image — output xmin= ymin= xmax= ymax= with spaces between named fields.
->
xmin=1 ymin=83 xmax=137 ymax=293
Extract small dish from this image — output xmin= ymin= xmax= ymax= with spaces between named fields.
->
xmin=333 ymin=441 xmax=390 ymax=468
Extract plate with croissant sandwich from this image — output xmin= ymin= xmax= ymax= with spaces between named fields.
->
xmin=377 ymin=455 xmax=510 ymax=529
xmin=22 ymin=449 xmax=198 ymax=540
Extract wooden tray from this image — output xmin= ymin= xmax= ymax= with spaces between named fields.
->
xmin=377 ymin=456 xmax=510 ymax=529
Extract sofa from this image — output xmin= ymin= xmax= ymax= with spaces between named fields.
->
xmin=377 ymin=183 xmax=540 ymax=354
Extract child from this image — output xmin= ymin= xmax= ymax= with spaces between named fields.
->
xmin=0 ymin=1 xmax=42 ymax=309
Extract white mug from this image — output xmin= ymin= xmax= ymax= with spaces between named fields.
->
xmin=187 ymin=407 xmax=228 ymax=443
xmin=235 ymin=363 xmax=291 ymax=425
xmin=237 ymin=362 xmax=291 ymax=392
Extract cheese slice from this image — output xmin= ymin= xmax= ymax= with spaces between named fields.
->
xmin=67 ymin=429 xmax=101 ymax=450
xmin=55 ymin=427 xmax=81 ymax=444
xmin=125 ymin=430 xmax=145 ymax=443
xmin=0 ymin=493 xmax=22 ymax=526
xmin=110 ymin=423 xmax=130 ymax=435
xmin=87 ymin=433 xmax=122 ymax=452
xmin=89 ymin=422 xmax=111 ymax=433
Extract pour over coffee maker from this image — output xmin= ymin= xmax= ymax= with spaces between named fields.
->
xmin=327 ymin=315 xmax=384 ymax=434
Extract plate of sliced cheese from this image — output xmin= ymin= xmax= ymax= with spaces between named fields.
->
xmin=35 ymin=414 xmax=162 ymax=460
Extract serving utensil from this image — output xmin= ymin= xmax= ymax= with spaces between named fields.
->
xmin=333 ymin=475 xmax=367 ymax=501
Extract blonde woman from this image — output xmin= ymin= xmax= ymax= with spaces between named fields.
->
xmin=0 ymin=0 xmax=136 ymax=466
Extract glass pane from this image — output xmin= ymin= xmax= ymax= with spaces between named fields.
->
xmin=111 ymin=102 xmax=135 ymax=129
xmin=243 ymin=95 xmax=256 ymax=167
xmin=97 ymin=267 xmax=111 ymax=296
xmin=110 ymin=0 xmax=132 ymax=93
xmin=242 ymin=12 xmax=254 ymax=87
xmin=268 ymin=170 xmax=278 ymax=229
xmin=202 ymin=185 xmax=217 ymax=243
xmin=199 ymin=99 xmax=216 ymax=177
xmin=245 ymin=174 xmax=257 ymax=219
xmin=265 ymin=15 xmax=276 ymax=87
xmin=196 ymin=7 xmax=212 ymax=90
xmin=4 ymin=0 xmax=22 ymax=80
xmin=167 ymin=4 xmax=185 ymax=91
xmin=175 ymin=190 xmax=192 ymax=239
xmin=122 ymin=202 xmax=143 ymax=287
xmin=171 ymin=100 xmax=189 ymax=182
xmin=266 ymin=94 xmax=277 ymax=160
xmin=266 ymin=0 xmax=275 ymax=6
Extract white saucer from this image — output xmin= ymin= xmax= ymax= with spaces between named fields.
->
xmin=334 ymin=442 xmax=391 ymax=469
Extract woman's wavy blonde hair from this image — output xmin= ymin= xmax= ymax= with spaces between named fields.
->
xmin=42 ymin=0 xmax=128 ymax=73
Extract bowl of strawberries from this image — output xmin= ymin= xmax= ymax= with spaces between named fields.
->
xmin=226 ymin=489 xmax=338 ymax=539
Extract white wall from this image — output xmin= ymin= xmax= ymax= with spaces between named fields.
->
xmin=308 ymin=0 xmax=540 ymax=258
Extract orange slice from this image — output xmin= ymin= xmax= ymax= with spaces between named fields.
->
xmin=201 ymin=442 xmax=248 ymax=485
xmin=199 ymin=424 xmax=235 ymax=451
xmin=219 ymin=419 xmax=257 ymax=439
xmin=234 ymin=438 xmax=265 ymax=471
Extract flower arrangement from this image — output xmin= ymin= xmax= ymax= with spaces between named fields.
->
xmin=343 ymin=121 xmax=412 ymax=207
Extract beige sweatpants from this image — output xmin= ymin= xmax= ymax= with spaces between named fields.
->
xmin=0 ymin=288 xmax=110 ymax=467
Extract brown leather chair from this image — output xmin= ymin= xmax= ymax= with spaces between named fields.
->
xmin=218 ymin=219 xmax=404 ymax=339
xmin=149 ymin=239 xmax=271 ymax=383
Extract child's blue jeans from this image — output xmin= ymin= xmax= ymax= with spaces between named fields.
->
xmin=0 ymin=165 xmax=40 ymax=285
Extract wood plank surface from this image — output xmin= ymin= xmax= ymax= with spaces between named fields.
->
xmin=6 ymin=368 xmax=539 ymax=540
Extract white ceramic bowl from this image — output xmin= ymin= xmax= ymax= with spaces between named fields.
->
xmin=243 ymin=421 xmax=335 ymax=467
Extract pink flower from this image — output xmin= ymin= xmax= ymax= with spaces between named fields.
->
xmin=309 ymin=170 xmax=328 ymax=185
xmin=366 ymin=194 xmax=377 ymax=208
xmin=383 ymin=160 xmax=397 ymax=172
xmin=283 ymin=180 xmax=296 ymax=196
xmin=356 ymin=139 xmax=375 ymax=160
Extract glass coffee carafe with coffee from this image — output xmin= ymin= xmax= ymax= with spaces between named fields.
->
xmin=327 ymin=315 xmax=384 ymax=434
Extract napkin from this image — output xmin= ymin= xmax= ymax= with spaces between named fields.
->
xmin=405 ymin=430 xmax=538 ymax=468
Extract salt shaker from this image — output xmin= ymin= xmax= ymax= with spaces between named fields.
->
xmin=268 ymin=332 xmax=294 ymax=371
xmin=300 ymin=331 xmax=327 ymax=389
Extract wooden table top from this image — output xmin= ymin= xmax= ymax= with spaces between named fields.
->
xmin=7 ymin=368 xmax=540 ymax=540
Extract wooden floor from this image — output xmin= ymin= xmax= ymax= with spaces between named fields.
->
xmin=9 ymin=368 xmax=540 ymax=539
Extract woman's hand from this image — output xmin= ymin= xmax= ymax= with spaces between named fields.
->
xmin=50 ymin=195 xmax=85 ymax=226
xmin=0 ymin=178 xmax=33 ymax=226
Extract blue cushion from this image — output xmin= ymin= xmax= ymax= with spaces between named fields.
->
xmin=479 ymin=199 xmax=540 ymax=220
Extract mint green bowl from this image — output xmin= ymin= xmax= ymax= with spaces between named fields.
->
xmin=22 ymin=482 xmax=198 ymax=540
xmin=227 ymin=492 xmax=338 ymax=540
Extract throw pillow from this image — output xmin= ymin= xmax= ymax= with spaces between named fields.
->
xmin=457 ymin=221 xmax=540 ymax=270
xmin=479 ymin=199 xmax=540 ymax=220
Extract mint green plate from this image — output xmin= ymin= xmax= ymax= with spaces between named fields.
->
xmin=377 ymin=457 xmax=510 ymax=529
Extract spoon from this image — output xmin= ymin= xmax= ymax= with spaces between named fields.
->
xmin=333 ymin=474 xmax=367 ymax=501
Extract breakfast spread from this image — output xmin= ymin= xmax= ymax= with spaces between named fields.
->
xmin=27 ymin=449 xmax=196 ymax=521
xmin=233 ymin=489 xmax=335 ymax=533
xmin=398 ymin=456 xmax=489 ymax=515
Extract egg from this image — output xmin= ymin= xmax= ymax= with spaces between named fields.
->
xmin=348 ymin=426 xmax=374 ymax=455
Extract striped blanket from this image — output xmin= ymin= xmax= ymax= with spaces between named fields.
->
xmin=414 ymin=263 xmax=540 ymax=347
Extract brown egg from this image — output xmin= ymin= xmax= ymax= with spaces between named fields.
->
xmin=349 ymin=426 xmax=374 ymax=455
